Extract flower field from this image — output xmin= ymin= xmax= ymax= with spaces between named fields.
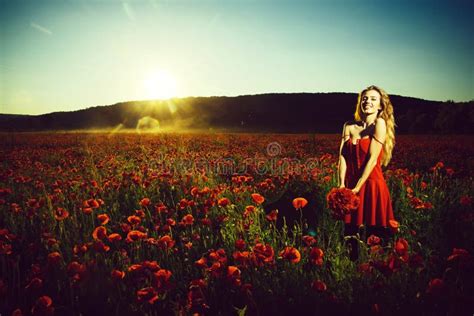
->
xmin=0 ymin=133 xmax=473 ymax=315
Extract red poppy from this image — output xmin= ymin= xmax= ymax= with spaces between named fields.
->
xmin=311 ymin=280 xmax=327 ymax=292
xmin=251 ymin=193 xmax=265 ymax=205
xmin=153 ymin=269 xmax=172 ymax=289
xmin=195 ymin=257 xmax=208 ymax=268
xmin=137 ymin=287 xmax=159 ymax=304
xmin=97 ymin=214 xmax=110 ymax=225
xmin=67 ymin=260 xmax=84 ymax=274
xmin=31 ymin=296 xmax=54 ymax=315
xmin=235 ymin=239 xmax=246 ymax=250
xmin=326 ymin=188 xmax=359 ymax=220
xmin=367 ymin=235 xmax=381 ymax=246
xmin=388 ymin=220 xmax=399 ymax=233
xmin=266 ymin=209 xmax=278 ymax=222
xmin=182 ymin=214 xmax=195 ymax=226
xmin=139 ymin=198 xmax=151 ymax=207
xmin=292 ymin=197 xmax=308 ymax=210
xmin=227 ymin=265 xmax=241 ymax=278
xmin=108 ymin=233 xmax=122 ymax=242
xmin=279 ymin=246 xmax=301 ymax=264
xmin=111 ymin=269 xmax=125 ymax=280
xmin=218 ymin=197 xmax=230 ymax=207
xmin=395 ymin=238 xmax=409 ymax=257
xmin=92 ymin=226 xmax=107 ymax=240
xmin=209 ymin=248 xmax=227 ymax=264
xmin=447 ymin=248 xmax=470 ymax=263
xmin=302 ymin=235 xmax=317 ymax=247
xmin=126 ymin=230 xmax=148 ymax=243
xmin=233 ymin=251 xmax=251 ymax=267
xmin=426 ymin=278 xmax=444 ymax=296
xmin=127 ymin=215 xmax=141 ymax=225
xmin=54 ymin=207 xmax=69 ymax=221
xmin=251 ymin=243 xmax=275 ymax=266
xmin=157 ymin=235 xmax=175 ymax=250
xmin=243 ymin=205 xmax=256 ymax=218
xmin=309 ymin=247 xmax=324 ymax=266
xmin=47 ymin=252 xmax=62 ymax=266
xmin=358 ymin=263 xmax=373 ymax=274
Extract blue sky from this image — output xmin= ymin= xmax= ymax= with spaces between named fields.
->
xmin=0 ymin=0 xmax=473 ymax=114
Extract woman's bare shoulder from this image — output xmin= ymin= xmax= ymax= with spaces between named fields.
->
xmin=343 ymin=120 xmax=358 ymax=128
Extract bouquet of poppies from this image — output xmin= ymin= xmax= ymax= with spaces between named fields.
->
xmin=326 ymin=187 xmax=360 ymax=220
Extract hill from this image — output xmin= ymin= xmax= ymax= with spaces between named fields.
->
xmin=0 ymin=93 xmax=472 ymax=133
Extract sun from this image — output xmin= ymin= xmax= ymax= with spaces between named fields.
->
xmin=143 ymin=69 xmax=178 ymax=100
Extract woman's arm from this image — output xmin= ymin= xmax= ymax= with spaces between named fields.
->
xmin=352 ymin=118 xmax=387 ymax=193
xmin=338 ymin=122 xmax=349 ymax=188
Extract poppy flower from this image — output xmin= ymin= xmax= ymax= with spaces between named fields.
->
xmin=251 ymin=243 xmax=274 ymax=266
xmin=153 ymin=269 xmax=172 ymax=289
xmin=292 ymin=197 xmax=308 ymax=210
xmin=326 ymin=188 xmax=359 ymax=220
xmin=195 ymin=257 xmax=208 ymax=268
xmin=309 ymin=247 xmax=324 ymax=266
xmin=157 ymin=235 xmax=175 ymax=250
xmin=302 ymin=235 xmax=317 ymax=247
xmin=97 ymin=214 xmax=110 ymax=225
xmin=311 ymin=280 xmax=327 ymax=292
xmin=266 ymin=209 xmax=278 ymax=222
xmin=227 ymin=266 xmax=241 ymax=278
xmin=367 ymin=235 xmax=381 ymax=246
xmin=181 ymin=214 xmax=195 ymax=226
xmin=137 ymin=287 xmax=159 ymax=304
xmin=426 ymin=278 xmax=444 ymax=296
xmin=233 ymin=251 xmax=251 ymax=267
xmin=447 ymin=248 xmax=470 ymax=263
xmin=218 ymin=197 xmax=230 ymax=207
xmin=395 ymin=238 xmax=409 ymax=256
xmin=47 ymin=252 xmax=62 ymax=266
xmin=279 ymin=246 xmax=301 ymax=264
xmin=388 ymin=220 xmax=400 ymax=233
xmin=67 ymin=261 xmax=86 ymax=277
xmin=126 ymin=230 xmax=147 ymax=243
xmin=111 ymin=269 xmax=125 ymax=280
xmin=358 ymin=263 xmax=373 ymax=274
xmin=54 ymin=207 xmax=69 ymax=221
xmin=243 ymin=205 xmax=255 ymax=218
xmin=32 ymin=295 xmax=54 ymax=315
xmin=92 ymin=226 xmax=107 ymax=240
xmin=251 ymin=193 xmax=265 ymax=205
xmin=235 ymin=239 xmax=246 ymax=250
xmin=127 ymin=215 xmax=141 ymax=225
xmin=108 ymin=233 xmax=122 ymax=242
xmin=139 ymin=198 xmax=151 ymax=207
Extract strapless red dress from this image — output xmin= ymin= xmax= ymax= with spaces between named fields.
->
xmin=341 ymin=136 xmax=395 ymax=227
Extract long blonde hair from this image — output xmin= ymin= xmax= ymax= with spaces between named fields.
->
xmin=354 ymin=85 xmax=396 ymax=167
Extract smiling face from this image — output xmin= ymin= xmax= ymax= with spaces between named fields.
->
xmin=361 ymin=89 xmax=382 ymax=115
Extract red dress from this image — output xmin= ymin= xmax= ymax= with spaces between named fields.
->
xmin=341 ymin=136 xmax=395 ymax=227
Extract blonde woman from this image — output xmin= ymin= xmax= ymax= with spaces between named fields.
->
xmin=337 ymin=85 xmax=397 ymax=260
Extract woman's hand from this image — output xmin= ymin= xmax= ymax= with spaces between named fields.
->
xmin=351 ymin=187 xmax=360 ymax=194
xmin=338 ymin=184 xmax=345 ymax=189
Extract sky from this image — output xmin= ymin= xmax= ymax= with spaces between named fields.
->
xmin=0 ymin=0 xmax=473 ymax=115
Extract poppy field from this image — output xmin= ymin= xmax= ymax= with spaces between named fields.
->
xmin=0 ymin=133 xmax=473 ymax=315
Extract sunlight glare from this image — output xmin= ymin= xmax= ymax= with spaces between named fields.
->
xmin=143 ymin=70 xmax=178 ymax=100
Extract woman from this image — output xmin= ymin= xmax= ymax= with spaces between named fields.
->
xmin=337 ymin=85 xmax=396 ymax=260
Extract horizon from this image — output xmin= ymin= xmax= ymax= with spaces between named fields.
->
xmin=1 ymin=0 xmax=473 ymax=115
xmin=1 ymin=91 xmax=461 ymax=117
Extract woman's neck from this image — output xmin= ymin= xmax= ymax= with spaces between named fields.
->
xmin=362 ymin=113 xmax=378 ymax=127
